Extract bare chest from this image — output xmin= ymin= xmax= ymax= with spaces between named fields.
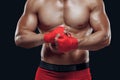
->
xmin=38 ymin=0 xmax=89 ymax=29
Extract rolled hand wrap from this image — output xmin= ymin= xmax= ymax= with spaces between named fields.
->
xmin=44 ymin=25 xmax=64 ymax=43
xmin=57 ymin=34 xmax=78 ymax=52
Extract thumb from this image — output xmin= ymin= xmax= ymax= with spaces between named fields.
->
xmin=55 ymin=34 xmax=60 ymax=41
xmin=55 ymin=33 xmax=60 ymax=43
xmin=54 ymin=34 xmax=60 ymax=48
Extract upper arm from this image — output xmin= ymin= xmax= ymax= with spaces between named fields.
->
xmin=89 ymin=0 xmax=111 ymax=37
xmin=15 ymin=0 xmax=38 ymax=36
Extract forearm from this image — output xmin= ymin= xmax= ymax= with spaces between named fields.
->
xmin=77 ymin=31 xmax=111 ymax=51
xmin=15 ymin=32 xmax=44 ymax=48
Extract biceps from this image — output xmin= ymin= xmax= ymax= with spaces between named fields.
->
xmin=90 ymin=11 xmax=110 ymax=33
xmin=17 ymin=13 xmax=38 ymax=33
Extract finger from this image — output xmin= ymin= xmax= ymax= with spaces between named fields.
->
xmin=64 ymin=27 xmax=68 ymax=34
xmin=54 ymin=34 xmax=60 ymax=49
xmin=64 ymin=27 xmax=72 ymax=37
xmin=64 ymin=31 xmax=71 ymax=37
xmin=67 ymin=32 xmax=72 ymax=37
xmin=55 ymin=34 xmax=60 ymax=43
xmin=55 ymin=34 xmax=60 ymax=40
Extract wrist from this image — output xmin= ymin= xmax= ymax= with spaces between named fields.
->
xmin=77 ymin=37 xmax=85 ymax=48
xmin=38 ymin=33 xmax=45 ymax=44
xmin=42 ymin=34 xmax=45 ymax=43
xmin=71 ymin=37 xmax=79 ymax=49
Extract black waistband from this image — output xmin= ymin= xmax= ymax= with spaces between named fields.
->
xmin=39 ymin=61 xmax=89 ymax=72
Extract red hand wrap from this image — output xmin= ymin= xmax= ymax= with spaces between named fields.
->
xmin=44 ymin=25 xmax=64 ymax=43
xmin=57 ymin=35 xmax=78 ymax=52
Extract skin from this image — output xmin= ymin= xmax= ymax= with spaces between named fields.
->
xmin=15 ymin=0 xmax=111 ymax=65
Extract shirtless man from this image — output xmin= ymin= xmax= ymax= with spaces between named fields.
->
xmin=15 ymin=0 xmax=111 ymax=80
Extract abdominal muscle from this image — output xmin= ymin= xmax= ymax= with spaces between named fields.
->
xmin=41 ymin=45 xmax=89 ymax=65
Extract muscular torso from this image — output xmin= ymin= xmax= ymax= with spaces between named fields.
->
xmin=36 ymin=0 xmax=93 ymax=65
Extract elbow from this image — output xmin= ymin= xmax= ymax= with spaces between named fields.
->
xmin=102 ymin=34 xmax=111 ymax=47
xmin=14 ymin=35 xmax=31 ymax=49
xmin=96 ymin=34 xmax=111 ymax=50
xmin=104 ymin=38 xmax=111 ymax=47
xmin=15 ymin=35 xmax=22 ymax=46
xmin=91 ymin=35 xmax=111 ymax=51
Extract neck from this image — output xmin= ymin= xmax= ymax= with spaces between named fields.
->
xmin=59 ymin=0 xmax=64 ymax=2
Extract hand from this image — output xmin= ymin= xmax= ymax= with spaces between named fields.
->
xmin=44 ymin=25 xmax=65 ymax=43
xmin=55 ymin=33 xmax=78 ymax=52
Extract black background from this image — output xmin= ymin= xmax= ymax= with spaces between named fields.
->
xmin=0 ymin=0 xmax=119 ymax=80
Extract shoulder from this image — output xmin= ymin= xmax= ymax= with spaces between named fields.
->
xmin=24 ymin=0 xmax=43 ymax=13
xmin=87 ymin=0 xmax=105 ymax=11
